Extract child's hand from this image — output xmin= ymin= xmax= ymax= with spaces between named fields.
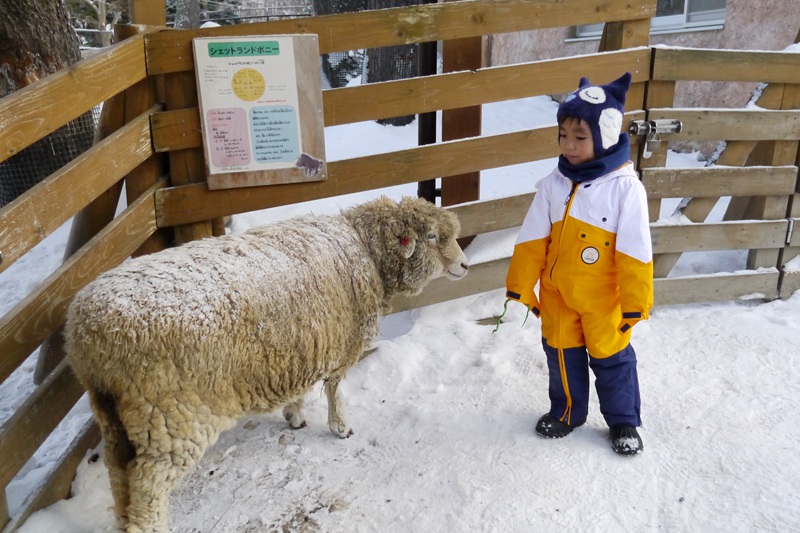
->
xmin=506 ymin=290 xmax=540 ymax=317
xmin=619 ymin=312 xmax=645 ymax=333
xmin=493 ymin=297 xmax=540 ymax=334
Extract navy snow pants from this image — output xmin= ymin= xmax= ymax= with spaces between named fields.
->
xmin=542 ymin=338 xmax=641 ymax=428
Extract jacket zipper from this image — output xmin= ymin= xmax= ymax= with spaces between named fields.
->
xmin=549 ymin=181 xmax=579 ymax=281
xmin=554 ymin=181 xmax=579 ymax=424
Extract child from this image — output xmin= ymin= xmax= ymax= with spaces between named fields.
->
xmin=504 ymin=72 xmax=653 ymax=455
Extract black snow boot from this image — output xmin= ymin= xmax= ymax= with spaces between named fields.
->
xmin=535 ymin=413 xmax=581 ymax=438
xmin=610 ymin=425 xmax=644 ymax=455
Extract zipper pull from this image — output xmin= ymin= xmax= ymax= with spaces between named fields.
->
xmin=564 ymin=182 xmax=578 ymax=205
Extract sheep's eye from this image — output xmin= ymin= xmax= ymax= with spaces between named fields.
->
xmin=427 ymin=233 xmax=437 ymax=242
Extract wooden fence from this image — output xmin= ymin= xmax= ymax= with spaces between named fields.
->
xmin=1 ymin=1 xmax=799 ymax=530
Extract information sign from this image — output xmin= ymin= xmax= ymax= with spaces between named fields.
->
xmin=193 ymin=35 xmax=326 ymax=190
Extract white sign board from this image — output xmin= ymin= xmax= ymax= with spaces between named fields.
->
xmin=193 ymin=35 xmax=326 ymax=190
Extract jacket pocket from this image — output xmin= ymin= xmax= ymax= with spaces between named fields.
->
xmin=575 ymin=228 xmax=615 ymax=267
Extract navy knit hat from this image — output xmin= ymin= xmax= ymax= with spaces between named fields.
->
xmin=556 ymin=72 xmax=632 ymax=159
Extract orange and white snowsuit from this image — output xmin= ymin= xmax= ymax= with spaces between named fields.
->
xmin=506 ymin=161 xmax=653 ymax=427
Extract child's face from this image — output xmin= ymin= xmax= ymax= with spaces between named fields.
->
xmin=559 ymin=117 xmax=594 ymax=165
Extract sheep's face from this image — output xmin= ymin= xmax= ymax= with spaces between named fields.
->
xmin=392 ymin=197 xmax=469 ymax=294
xmin=408 ymin=219 xmax=469 ymax=281
xmin=345 ymin=196 xmax=469 ymax=297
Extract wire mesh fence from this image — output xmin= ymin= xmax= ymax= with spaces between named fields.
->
xmin=0 ymin=106 xmax=100 ymax=207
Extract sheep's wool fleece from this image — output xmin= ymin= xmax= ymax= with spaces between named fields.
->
xmin=67 ymin=215 xmax=383 ymax=422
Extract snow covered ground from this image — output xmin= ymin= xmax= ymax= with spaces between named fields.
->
xmin=3 ymin=91 xmax=800 ymax=532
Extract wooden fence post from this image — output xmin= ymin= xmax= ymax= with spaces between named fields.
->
xmin=639 ymin=78 xmax=678 ymax=279
xmin=779 ymin=88 xmax=800 ymax=297
xmin=163 ymin=70 xmax=217 ymax=244
xmin=636 ymin=50 xmax=675 ymax=278
xmin=598 ymin=17 xmax=651 ymax=114
xmin=440 ymin=39 xmax=482 ymax=247
xmin=440 ymin=33 xmax=483 ymax=210
xmin=439 ymin=0 xmax=483 ymax=247
xmin=129 ymin=0 xmax=166 ymax=26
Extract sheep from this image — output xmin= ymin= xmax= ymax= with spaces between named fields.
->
xmin=64 ymin=196 xmax=469 ymax=533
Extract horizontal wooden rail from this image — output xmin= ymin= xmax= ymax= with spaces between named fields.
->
xmin=0 ymin=34 xmax=149 ymax=165
xmin=642 ymin=166 xmax=798 ymax=198
xmin=154 ymin=113 xmax=644 ymax=227
xmin=655 ymin=272 xmax=781 ymax=304
xmin=0 ymin=361 xmax=84 ymax=490
xmin=155 ymin=126 xmax=560 ymax=226
xmin=0 ymin=106 xmax=159 ymax=276
xmin=647 ymin=109 xmax=800 ymax=141
xmin=449 ymin=193 xmax=534 ymax=238
xmin=652 ymin=47 xmax=800 ymax=84
xmin=322 ymin=48 xmax=651 ymax=126
xmin=144 ymin=0 xmax=657 ymax=75
xmin=0 ymin=178 xmax=164 ymax=385
xmin=650 ymin=220 xmax=789 ymax=254
xmin=3 ymin=419 xmax=100 ymax=532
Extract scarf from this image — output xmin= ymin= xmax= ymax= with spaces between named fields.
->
xmin=557 ymin=134 xmax=631 ymax=184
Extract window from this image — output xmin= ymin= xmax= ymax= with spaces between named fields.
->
xmin=575 ymin=0 xmax=726 ymax=39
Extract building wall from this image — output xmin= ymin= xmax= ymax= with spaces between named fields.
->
xmin=490 ymin=0 xmax=799 ymax=155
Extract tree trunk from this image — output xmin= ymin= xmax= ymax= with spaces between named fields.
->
xmin=0 ymin=0 xmax=95 ymax=206
xmin=0 ymin=1 xmax=81 ymax=95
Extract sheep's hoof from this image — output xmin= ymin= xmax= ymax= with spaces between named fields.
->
xmin=282 ymin=405 xmax=306 ymax=429
xmin=331 ymin=424 xmax=354 ymax=439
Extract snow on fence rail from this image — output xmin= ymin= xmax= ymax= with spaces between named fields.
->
xmin=1 ymin=0 xmax=799 ymax=530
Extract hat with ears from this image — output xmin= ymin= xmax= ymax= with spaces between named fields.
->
xmin=556 ymin=72 xmax=632 ymax=159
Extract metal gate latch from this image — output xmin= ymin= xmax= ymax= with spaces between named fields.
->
xmin=630 ymin=119 xmax=683 ymax=159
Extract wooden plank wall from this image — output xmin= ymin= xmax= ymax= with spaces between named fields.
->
xmin=647 ymin=46 xmax=800 ymax=299
xmin=2 ymin=0 xmax=800 ymax=530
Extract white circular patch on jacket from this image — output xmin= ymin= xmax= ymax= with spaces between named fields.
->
xmin=598 ymin=108 xmax=623 ymax=149
xmin=579 ymin=86 xmax=606 ymax=104
xmin=581 ymin=246 xmax=600 ymax=264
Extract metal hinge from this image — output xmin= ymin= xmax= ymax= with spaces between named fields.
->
xmin=630 ymin=119 xmax=683 ymax=159
xmin=787 ymin=218 xmax=795 ymax=245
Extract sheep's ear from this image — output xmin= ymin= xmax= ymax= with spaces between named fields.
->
xmin=399 ymin=235 xmax=416 ymax=259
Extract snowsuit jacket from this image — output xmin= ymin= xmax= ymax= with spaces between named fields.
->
xmin=506 ymin=161 xmax=653 ymax=359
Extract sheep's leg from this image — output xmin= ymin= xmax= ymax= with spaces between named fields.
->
xmin=324 ymin=379 xmax=353 ymax=438
xmin=124 ymin=451 xmax=178 ymax=533
xmin=282 ymin=397 xmax=307 ymax=429
xmin=125 ymin=447 xmax=198 ymax=533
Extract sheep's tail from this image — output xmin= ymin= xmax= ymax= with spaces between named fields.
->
xmin=89 ymin=388 xmax=135 ymax=464
xmin=87 ymin=388 xmax=135 ymax=519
